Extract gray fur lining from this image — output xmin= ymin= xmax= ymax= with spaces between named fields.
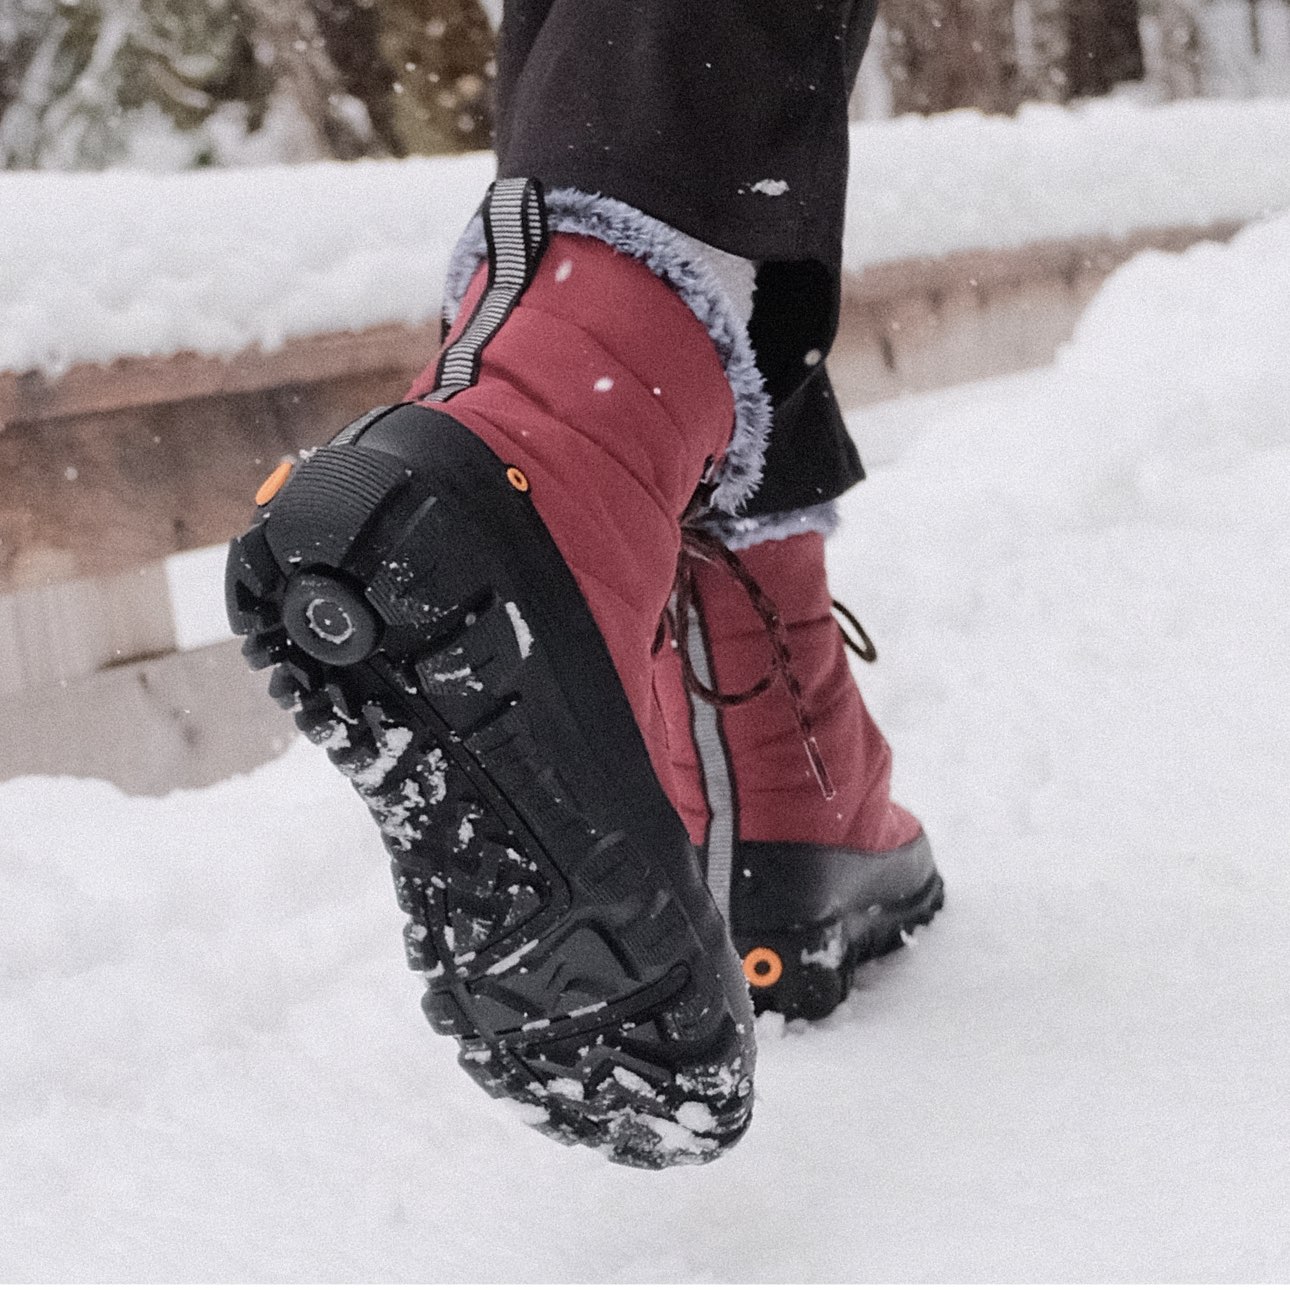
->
xmin=442 ymin=211 xmax=487 ymax=322
xmin=441 ymin=187 xmax=772 ymax=516
xmin=701 ymin=501 xmax=840 ymax=551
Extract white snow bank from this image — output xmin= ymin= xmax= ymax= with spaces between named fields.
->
xmin=4 ymin=97 xmax=1290 ymax=375
xmin=3 ymin=209 xmax=1289 ymax=1280
xmin=164 ymin=543 xmax=240 ymax=652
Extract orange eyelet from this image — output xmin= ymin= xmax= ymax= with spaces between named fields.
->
xmin=254 ymin=458 xmax=294 ymax=506
xmin=506 ymin=466 xmax=530 ymax=493
xmin=742 ymin=947 xmax=784 ymax=988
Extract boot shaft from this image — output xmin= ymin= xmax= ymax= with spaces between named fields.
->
xmin=663 ymin=530 xmax=921 ymax=853
xmin=410 ymin=231 xmax=736 ymax=518
xmin=407 ymin=233 xmax=737 ymax=795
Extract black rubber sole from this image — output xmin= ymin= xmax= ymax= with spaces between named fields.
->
xmin=225 ymin=405 xmax=755 ymax=1167
xmin=735 ymin=871 xmax=945 ymax=1023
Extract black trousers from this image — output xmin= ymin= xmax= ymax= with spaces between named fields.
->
xmin=492 ymin=0 xmax=878 ymax=518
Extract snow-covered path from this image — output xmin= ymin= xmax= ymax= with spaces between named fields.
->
xmin=4 ymin=216 xmax=1289 ymax=1280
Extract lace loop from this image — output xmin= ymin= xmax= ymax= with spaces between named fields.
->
xmin=669 ymin=523 xmax=838 ymax=801
xmin=832 ymin=597 xmax=878 ymax=663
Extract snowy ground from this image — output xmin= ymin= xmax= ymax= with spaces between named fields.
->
xmin=5 ymin=215 xmax=1290 ymax=1280
xmin=5 ymin=97 xmax=1290 ymax=377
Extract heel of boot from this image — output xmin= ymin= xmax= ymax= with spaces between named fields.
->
xmin=737 ymin=870 xmax=945 ymax=1021
xmin=226 ymin=408 xmax=756 ymax=1167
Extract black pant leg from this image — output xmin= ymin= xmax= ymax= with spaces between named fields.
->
xmin=493 ymin=0 xmax=878 ymax=516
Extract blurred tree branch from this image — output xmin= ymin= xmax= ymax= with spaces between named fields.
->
xmin=0 ymin=0 xmax=495 ymax=168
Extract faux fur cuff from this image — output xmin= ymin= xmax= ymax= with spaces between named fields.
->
xmin=442 ymin=186 xmax=773 ymax=517
xmin=700 ymin=501 xmax=840 ymax=551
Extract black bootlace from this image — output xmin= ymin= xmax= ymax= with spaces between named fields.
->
xmin=658 ymin=514 xmax=879 ymax=803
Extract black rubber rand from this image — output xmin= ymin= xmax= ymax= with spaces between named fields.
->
xmin=225 ymin=404 xmax=755 ymax=1167
xmin=725 ymin=838 xmax=944 ymax=1023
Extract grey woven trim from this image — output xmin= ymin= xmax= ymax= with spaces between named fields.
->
xmin=442 ymin=211 xmax=487 ymax=322
xmin=441 ymin=187 xmax=773 ymax=516
xmin=680 ymin=603 xmax=735 ymax=924
xmin=699 ymin=500 xmax=840 ymax=551
xmin=428 ymin=178 xmax=546 ymax=403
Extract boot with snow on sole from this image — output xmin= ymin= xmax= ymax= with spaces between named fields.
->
xmin=659 ymin=527 xmax=944 ymax=1022
xmin=225 ymin=180 xmax=758 ymax=1167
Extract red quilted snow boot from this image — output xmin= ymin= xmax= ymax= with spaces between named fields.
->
xmin=226 ymin=180 xmax=764 ymax=1166
xmin=658 ymin=526 xmax=943 ymax=1021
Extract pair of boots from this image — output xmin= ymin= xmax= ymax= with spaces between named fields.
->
xmin=226 ymin=181 xmax=941 ymax=1168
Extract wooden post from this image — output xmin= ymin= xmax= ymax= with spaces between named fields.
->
xmin=1065 ymin=0 xmax=1146 ymax=97
xmin=884 ymin=0 xmax=1022 ymax=114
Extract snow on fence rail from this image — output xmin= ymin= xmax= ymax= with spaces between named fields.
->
xmin=3 ymin=97 xmax=1290 ymax=378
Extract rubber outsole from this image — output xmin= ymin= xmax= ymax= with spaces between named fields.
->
xmin=225 ymin=405 xmax=755 ymax=1167
xmin=736 ymin=871 xmax=945 ymax=1023
xmin=697 ymin=830 xmax=945 ymax=1021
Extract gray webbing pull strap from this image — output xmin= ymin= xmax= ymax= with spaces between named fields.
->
xmin=425 ymin=177 xmax=548 ymax=403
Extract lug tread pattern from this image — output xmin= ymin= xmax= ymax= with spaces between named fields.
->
xmin=263 ymin=446 xmax=411 ymax=570
xmin=225 ymin=443 xmax=753 ymax=1167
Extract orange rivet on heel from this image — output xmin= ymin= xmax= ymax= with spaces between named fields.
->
xmin=506 ymin=466 xmax=530 ymax=493
xmin=742 ymin=947 xmax=784 ymax=989
xmin=255 ymin=459 xmax=294 ymax=506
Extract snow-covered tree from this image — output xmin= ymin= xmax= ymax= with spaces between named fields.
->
xmin=0 ymin=0 xmax=495 ymax=169
xmin=1155 ymin=0 xmax=1205 ymax=97
xmin=237 ymin=0 xmax=374 ymax=158
xmin=1016 ymin=0 xmax=1073 ymax=101
xmin=0 ymin=0 xmax=276 ymax=168
xmin=369 ymin=0 xmax=494 ymax=155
